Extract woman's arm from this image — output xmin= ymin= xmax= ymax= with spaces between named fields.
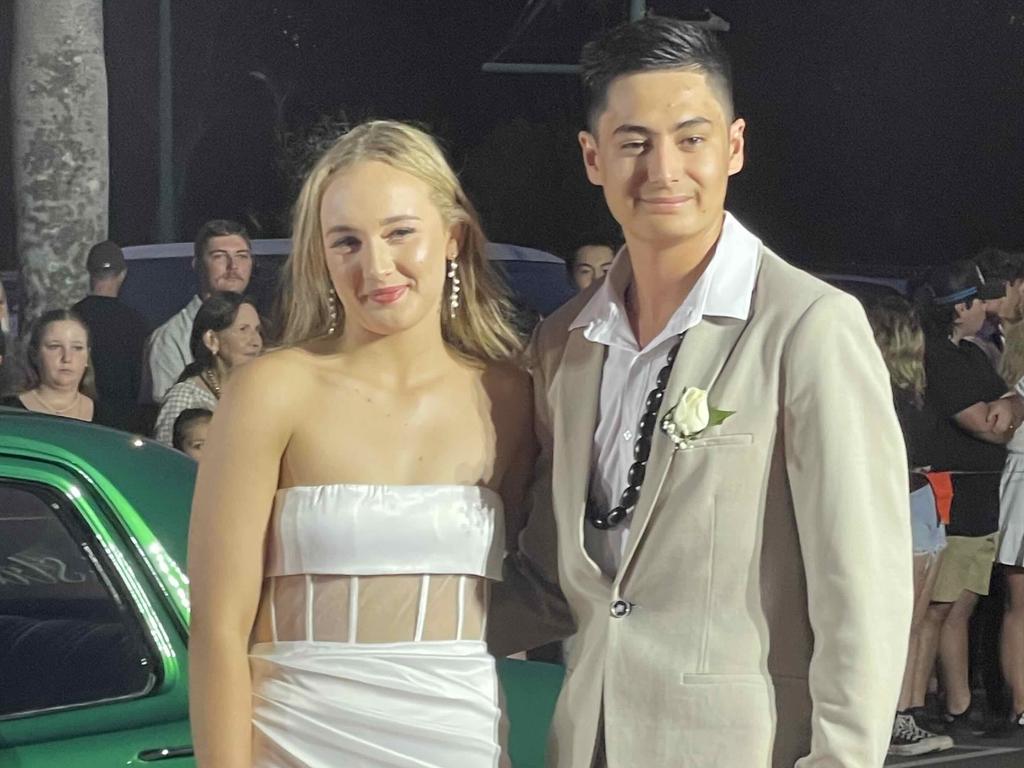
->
xmin=187 ymin=353 xmax=300 ymax=768
xmin=954 ymin=397 xmax=1020 ymax=444
xmin=488 ymin=351 xmax=575 ymax=658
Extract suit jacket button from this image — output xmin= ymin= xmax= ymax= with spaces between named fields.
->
xmin=610 ymin=599 xmax=632 ymax=618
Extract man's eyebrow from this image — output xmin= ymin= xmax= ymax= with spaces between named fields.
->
xmin=612 ymin=118 xmax=712 ymax=136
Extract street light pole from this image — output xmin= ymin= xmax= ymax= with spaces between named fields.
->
xmin=157 ymin=0 xmax=175 ymax=241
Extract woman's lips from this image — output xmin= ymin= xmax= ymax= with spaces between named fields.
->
xmin=368 ymin=286 xmax=408 ymax=304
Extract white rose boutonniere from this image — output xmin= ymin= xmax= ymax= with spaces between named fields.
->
xmin=661 ymin=387 xmax=734 ymax=450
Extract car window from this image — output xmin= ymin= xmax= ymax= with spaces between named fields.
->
xmin=0 ymin=481 xmax=159 ymax=718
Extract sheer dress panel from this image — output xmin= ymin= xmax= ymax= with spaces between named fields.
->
xmin=251 ymin=574 xmax=487 ymax=645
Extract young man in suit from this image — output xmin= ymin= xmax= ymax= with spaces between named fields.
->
xmin=492 ymin=16 xmax=914 ymax=767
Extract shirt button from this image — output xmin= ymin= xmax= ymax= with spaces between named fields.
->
xmin=623 ymin=430 xmax=633 ymax=441
xmin=610 ymin=599 xmax=633 ymax=618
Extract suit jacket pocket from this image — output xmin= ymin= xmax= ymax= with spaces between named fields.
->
xmin=684 ymin=433 xmax=754 ymax=450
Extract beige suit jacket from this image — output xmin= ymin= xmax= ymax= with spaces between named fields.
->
xmin=490 ymin=247 xmax=914 ymax=767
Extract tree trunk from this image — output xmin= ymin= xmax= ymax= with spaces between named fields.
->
xmin=12 ymin=0 xmax=108 ymax=324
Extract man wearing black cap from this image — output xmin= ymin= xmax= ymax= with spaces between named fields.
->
xmin=73 ymin=240 xmax=150 ymax=431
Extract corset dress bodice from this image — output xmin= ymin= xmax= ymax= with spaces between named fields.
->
xmin=266 ymin=483 xmax=505 ymax=578
xmin=254 ymin=484 xmax=506 ymax=645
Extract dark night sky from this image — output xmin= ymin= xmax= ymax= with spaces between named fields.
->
xmin=5 ymin=1 xmax=1024 ymax=273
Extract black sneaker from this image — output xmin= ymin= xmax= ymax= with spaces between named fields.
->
xmin=943 ymin=706 xmax=986 ymax=738
xmin=979 ymin=710 xmax=1024 ymax=738
xmin=888 ymin=713 xmax=955 ymax=756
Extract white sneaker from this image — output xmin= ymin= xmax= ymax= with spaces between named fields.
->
xmin=888 ymin=713 xmax=955 ymax=756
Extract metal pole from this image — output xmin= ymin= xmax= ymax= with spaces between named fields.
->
xmin=157 ymin=0 xmax=174 ymax=241
xmin=629 ymin=0 xmax=646 ymax=21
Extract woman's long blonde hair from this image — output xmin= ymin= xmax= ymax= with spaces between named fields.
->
xmin=278 ymin=120 xmax=523 ymax=363
xmin=1000 ymin=321 xmax=1024 ymax=388
xmin=864 ymin=295 xmax=926 ymax=404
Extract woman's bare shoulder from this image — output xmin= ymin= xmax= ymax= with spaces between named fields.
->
xmin=222 ymin=345 xmax=324 ymax=402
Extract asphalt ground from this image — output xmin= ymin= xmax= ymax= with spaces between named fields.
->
xmin=886 ymin=727 xmax=1024 ymax=767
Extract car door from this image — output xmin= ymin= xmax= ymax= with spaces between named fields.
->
xmin=0 ymin=456 xmax=194 ymax=767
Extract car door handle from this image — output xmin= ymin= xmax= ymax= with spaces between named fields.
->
xmin=137 ymin=745 xmax=195 ymax=761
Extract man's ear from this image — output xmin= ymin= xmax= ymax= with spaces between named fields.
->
xmin=727 ymin=118 xmax=746 ymax=177
xmin=578 ymin=130 xmax=603 ymax=187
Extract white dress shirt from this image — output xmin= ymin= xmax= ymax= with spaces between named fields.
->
xmin=142 ymin=295 xmax=202 ymax=404
xmin=570 ymin=213 xmax=762 ymax=576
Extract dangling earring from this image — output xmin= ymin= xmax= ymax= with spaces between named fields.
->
xmin=447 ymin=259 xmax=461 ymax=319
xmin=327 ymin=286 xmax=339 ymax=336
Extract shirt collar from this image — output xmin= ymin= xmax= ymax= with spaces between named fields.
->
xmin=569 ymin=212 xmax=761 ymax=348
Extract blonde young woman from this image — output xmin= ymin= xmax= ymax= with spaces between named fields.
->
xmin=188 ymin=121 xmax=533 ymax=767
xmin=865 ymin=296 xmax=956 ymax=755
xmin=997 ymin=321 xmax=1024 ymax=730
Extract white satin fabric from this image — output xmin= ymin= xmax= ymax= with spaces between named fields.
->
xmin=251 ymin=640 xmax=509 ymax=768
xmin=266 ymin=484 xmax=505 ymax=578
xmin=250 ymin=484 xmax=509 ymax=767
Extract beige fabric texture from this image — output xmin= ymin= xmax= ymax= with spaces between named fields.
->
xmin=489 ymin=248 xmax=914 ymax=768
xmin=931 ymin=534 xmax=998 ymax=602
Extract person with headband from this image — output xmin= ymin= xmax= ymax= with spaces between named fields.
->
xmin=917 ymin=259 xmax=1022 ymax=738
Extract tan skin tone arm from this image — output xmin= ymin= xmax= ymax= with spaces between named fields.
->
xmin=489 ymin=366 xmax=538 ymax=546
xmin=187 ymin=353 xmax=303 ymax=768
xmin=953 ymin=394 xmax=1024 ymax=444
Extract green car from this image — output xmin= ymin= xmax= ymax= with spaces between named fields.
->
xmin=0 ymin=410 xmax=562 ymax=766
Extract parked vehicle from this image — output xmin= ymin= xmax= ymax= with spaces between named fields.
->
xmin=0 ymin=410 xmax=562 ymax=766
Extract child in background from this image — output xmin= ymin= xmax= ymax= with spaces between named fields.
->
xmin=172 ymin=408 xmax=212 ymax=461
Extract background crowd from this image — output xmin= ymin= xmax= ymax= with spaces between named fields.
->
xmin=1 ymin=207 xmax=1024 ymax=759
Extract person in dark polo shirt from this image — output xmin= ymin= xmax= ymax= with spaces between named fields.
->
xmin=73 ymin=241 xmax=149 ymax=431
xmin=918 ymin=259 xmax=1023 ymax=733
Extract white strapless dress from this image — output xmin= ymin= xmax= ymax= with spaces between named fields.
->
xmin=249 ymin=484 xmax=510 ymax=768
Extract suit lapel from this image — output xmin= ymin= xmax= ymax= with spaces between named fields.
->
xmin=552 ymin=327 xmax=608 ymax=579
xmin=616 ymin=315 xmax=751 ymax=582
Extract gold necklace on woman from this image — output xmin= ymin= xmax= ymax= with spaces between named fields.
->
xmin=30 ymin=388 xmax=80 ymax=415
xmin=200 ymin=368 xmax=222 ymax=398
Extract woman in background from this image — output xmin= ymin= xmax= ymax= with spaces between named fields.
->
xmin=153 ymin=292 xmax=262 ymax=445
xmin=0 ymin=309 xmax=95 ymax=422
xmin=997 ymin=320 xmax=1024 ymax=730
xmin=866 ymin=296 xmax=953 ymax=756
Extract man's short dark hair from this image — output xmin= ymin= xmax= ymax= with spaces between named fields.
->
xmin=974 ymin=247 xmax=1024 ymax=285
xmin=565 ymin=233 xmax=622 ymax=276
xmin=580 ymin=15 xmax=734 ymax=133
xmin=194 ymin=219 xmax=251 ymax=261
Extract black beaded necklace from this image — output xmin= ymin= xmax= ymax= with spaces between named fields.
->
xmin=586 ymin=332 xmax=686 ymax=530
